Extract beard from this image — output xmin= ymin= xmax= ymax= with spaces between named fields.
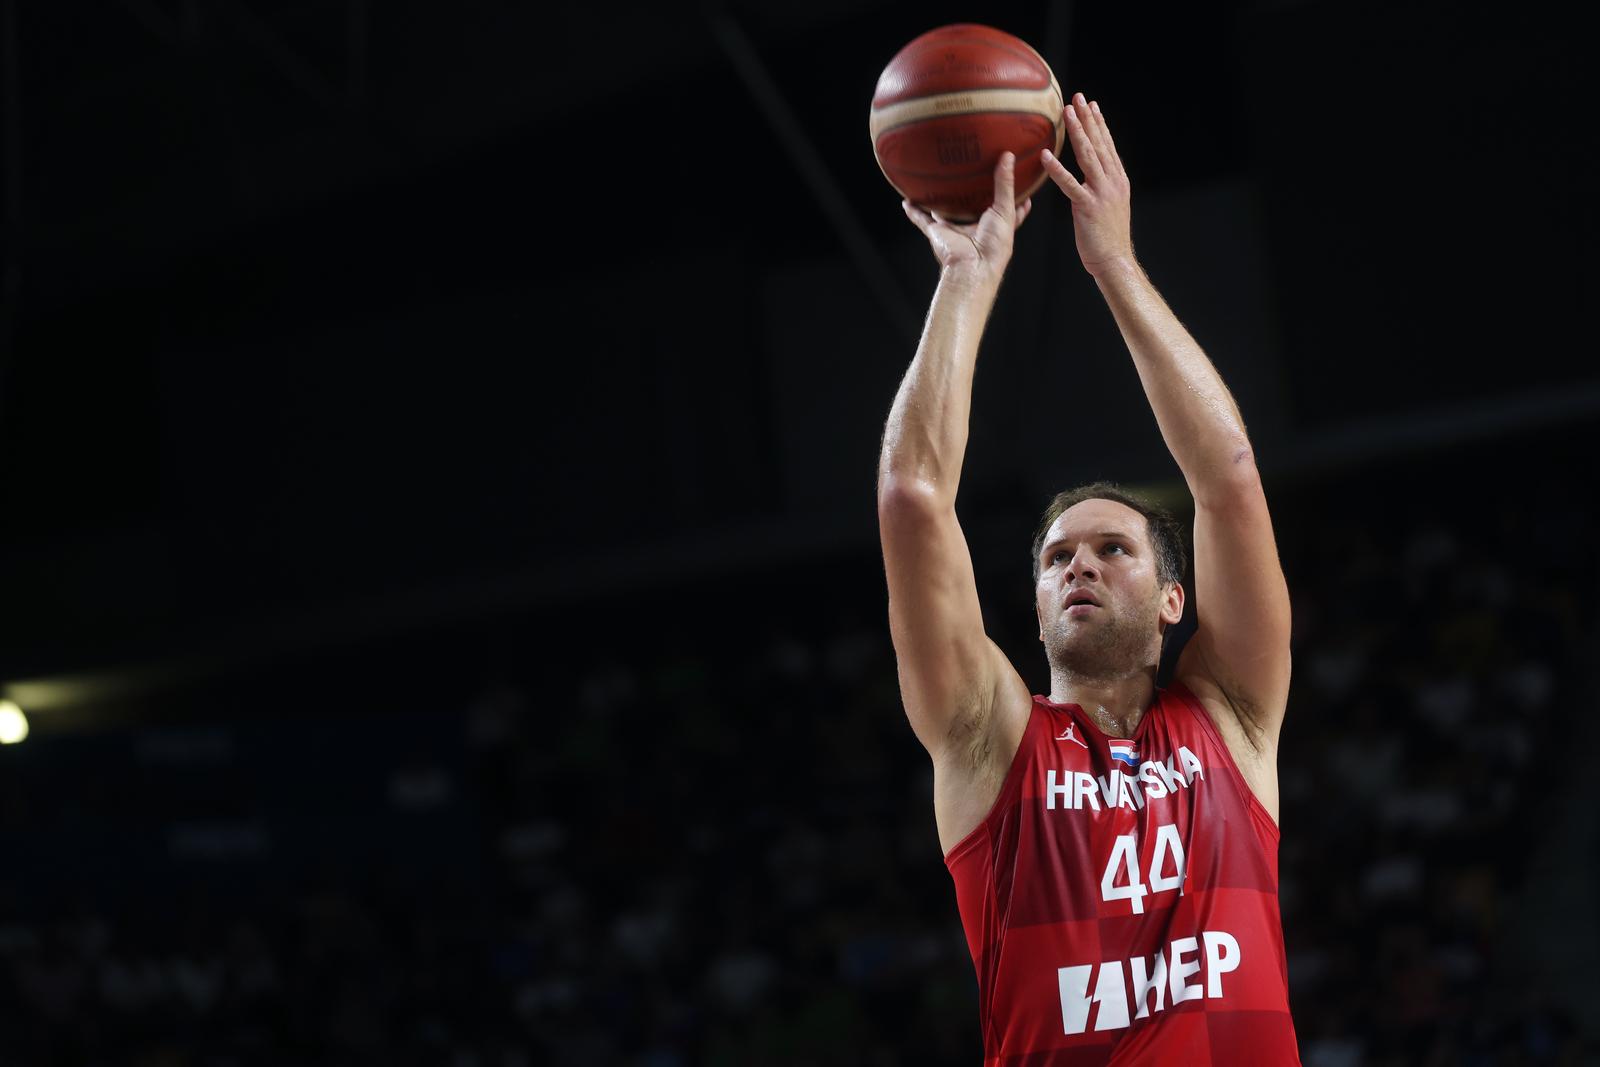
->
xmin=1043 ymin=594 xmax=1165 ymax=681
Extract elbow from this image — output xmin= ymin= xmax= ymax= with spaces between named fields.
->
xmin=877 ymin=474 xmax=954 ymax=523
xmin=1226 ymin=444 xmax=1263 ymax=486
xmin=1193 ymin=442 xmax=1265 ymax=510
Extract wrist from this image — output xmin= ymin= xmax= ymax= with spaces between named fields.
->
xmin=1088 ymin=253 xmax=1143 ymax=288
xmin=939 ymin=263 xmax=1005 ymax=299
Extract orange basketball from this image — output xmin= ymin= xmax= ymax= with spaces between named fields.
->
xmin=869 ymin=24 xmax=1065 ymax=222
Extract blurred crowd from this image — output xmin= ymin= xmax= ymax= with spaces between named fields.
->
xmin=0 ymin=455 xmax=1595 ymax=1066
xmin=1273 ymin=494 xmax=1593 ymax=1067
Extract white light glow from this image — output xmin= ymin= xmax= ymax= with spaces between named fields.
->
xmin=0 ymin=700 xmax=29 ymax=744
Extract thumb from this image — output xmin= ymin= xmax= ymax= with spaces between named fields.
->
xmin=992 ymin=152 xmax=1017 ymax=220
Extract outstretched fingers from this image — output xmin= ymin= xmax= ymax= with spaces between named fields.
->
xmin=1041 ymin=147 xmax=1084 ymax=201
xmin=1088 ymin=99 xmax=1126 ymax=177
xmin=1073 ymin=93 xmax=1114 ymax=170
xmin=1063 ymin=99 xmax=1105 ymax=185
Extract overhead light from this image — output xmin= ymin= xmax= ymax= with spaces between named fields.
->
xmin=0 ymin=700 xmax=28 ymax=744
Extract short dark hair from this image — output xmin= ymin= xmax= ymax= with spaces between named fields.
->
xmin=1030 ymin=481 xmax=1187 ymax=587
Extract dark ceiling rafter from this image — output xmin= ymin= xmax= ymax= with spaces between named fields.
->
xmin=111 ymin=0 xmax=367 ymax=114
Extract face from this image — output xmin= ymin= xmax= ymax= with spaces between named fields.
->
xmin=1034 ymin=498 xmax=1184 ymax=678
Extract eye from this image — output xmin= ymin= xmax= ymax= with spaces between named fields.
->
xmin=1103 ymin=543 xmax=1126 ymax=555
xmin=1051 ymin=550 xmax=1068 ymax=563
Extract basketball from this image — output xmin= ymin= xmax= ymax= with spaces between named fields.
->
xmin=869 ymin=24 xmax=1065 ymax=222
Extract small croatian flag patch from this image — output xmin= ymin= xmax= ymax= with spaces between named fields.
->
xmin=1108 ymin=741 xmax=1139 ymax=768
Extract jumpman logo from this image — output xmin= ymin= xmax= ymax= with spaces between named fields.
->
xmin=1055 ymin=722 xmax=1089 ymax=748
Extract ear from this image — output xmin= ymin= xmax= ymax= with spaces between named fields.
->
xmin=1035 ymin=599 xmax=1045 ymax=642
xmin=1158 ymin=581 xmax=1185 ymax=630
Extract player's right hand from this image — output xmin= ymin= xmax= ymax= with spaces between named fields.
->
xmin=902 ymin=151 xmax=1032 ymax=284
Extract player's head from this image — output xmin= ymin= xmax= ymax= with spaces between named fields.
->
xmin=1031 ymin=482 xmax=1186 ymax=678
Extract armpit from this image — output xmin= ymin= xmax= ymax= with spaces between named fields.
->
xmin=945 ymin=704 xmax=994 ymax=772
xmin=1186 ymin=648 xmax=1280 ymax=758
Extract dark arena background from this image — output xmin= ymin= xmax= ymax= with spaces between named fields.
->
xmin=1 ymin=1 xmax=1596 ymax=1064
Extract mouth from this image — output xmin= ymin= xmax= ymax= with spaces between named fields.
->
xmin=1063 ymin=590 xmax=1102 ymax=611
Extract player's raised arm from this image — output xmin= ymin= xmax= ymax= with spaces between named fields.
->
xmin=1042 ymin=94 xmax=1292 ymax=750
xmin=877 ymin=155 xmax=1034 ymax=774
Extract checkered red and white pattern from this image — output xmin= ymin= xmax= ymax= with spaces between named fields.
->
xmin=944 ymin=682 xmax=1300 ymax=1065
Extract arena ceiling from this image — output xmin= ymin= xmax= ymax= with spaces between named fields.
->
xmin=0 ymin=0 xmax=1592 ymax=716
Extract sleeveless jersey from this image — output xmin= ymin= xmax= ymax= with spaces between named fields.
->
xmin=944 ymin=681 xmax=1300 ymax=1065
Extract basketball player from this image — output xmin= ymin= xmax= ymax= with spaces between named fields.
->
xmin=877 ymin=93 xmax=1299 ymax=1062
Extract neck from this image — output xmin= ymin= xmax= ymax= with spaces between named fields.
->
xmin=1048 ymin=663 xmax=1159 ymax=737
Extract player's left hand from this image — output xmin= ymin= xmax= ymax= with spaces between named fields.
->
xmin=1042 ymin=93 xmax=1134 ymax=277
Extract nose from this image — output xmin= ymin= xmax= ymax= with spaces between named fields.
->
xmin=1064 ymin=546 xmax=1099 ymax=584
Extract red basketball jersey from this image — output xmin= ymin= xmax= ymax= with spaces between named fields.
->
xmin=944 ymin=681 xmax=1300 ymax=1065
